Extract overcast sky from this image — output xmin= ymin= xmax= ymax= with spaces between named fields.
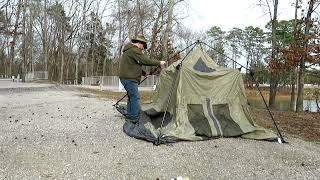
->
xmin=180 ymin=0 xmax=297 ymax=32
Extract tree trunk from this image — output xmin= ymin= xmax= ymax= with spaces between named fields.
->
xmin=75 ymin=52 xmax=79 ymax=84
xmin=290 ymin=72 xmax=296 ymax=111
xmin=117 ymin=0 xmax=123 ymax=59
xmin=290 ymin=0 xmax=299 ymax=111
xmin=59 ymin=21 xmax=65 ymax=83
xmin=162 ymin=0 xmax=174 ymax=62
xmin=102 ymin=55 xmax=107 ymax=76
xmin=232 ymin=48 xmax=237 ymax=69
xmin=91 ymin=13 xmax=97 ymax=77
xmin=150 ymin=1 xmax=163 ymax=57
xmin=85 ymin=49 xmax=89 ymax=77
xmin=43 ymin=0 xmax=48 ymax=72
xmin=21 ymin=0 xmax=27 ymax=82
xmin=60 ymin=48 xmax=64 ymax=83
xmin=296 ymin=0 xmax=315 ymax=112
xmin=76 ymin=0 xmax=88 ymax=84
xmin=296 ymin=64 xmax=305 ymax=112
xmin=9 ymin=0 xmax=23 ymax=77
xmin=4 ymin=4 xmax=9 ymax=77
xmin=136 ymin=0 xmax=143 ymax=34
xmin=60 ymin=47 xmax=64 ymax=83
xmin=268 ymin=0 xmax=278 ymax=109
xmin=28 ymin=1 xmax=34 ymax=74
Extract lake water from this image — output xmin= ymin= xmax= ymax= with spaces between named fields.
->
xmin=248 ymin=98 xmax=319 ymax=112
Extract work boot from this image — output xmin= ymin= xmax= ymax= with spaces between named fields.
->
xmin=114 ymin=104 xmax=127 ymax=116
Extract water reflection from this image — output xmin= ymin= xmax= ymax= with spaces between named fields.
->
xmin=248 ymin=97 xmax=319 ymax=112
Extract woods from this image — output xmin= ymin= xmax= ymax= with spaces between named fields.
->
xmin=0 ymin=0 xmax=319 ymax=112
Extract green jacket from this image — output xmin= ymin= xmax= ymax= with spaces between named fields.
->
xmin=119 ymin=43 xmax=160 ymax=82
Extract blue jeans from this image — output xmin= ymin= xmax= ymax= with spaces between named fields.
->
xmin=120 ymin=79 xmax=140 ymax=120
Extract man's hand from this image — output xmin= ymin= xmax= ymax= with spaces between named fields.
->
xmin=144 ymin=71 xmax=150 ymax=77
xmin=160 ymin=61 xmax=166 ymax=65
xmin=159 ymin=60 xmax=167 ymax=68
xmin=142 ymin=70 xmax=149 ymax=77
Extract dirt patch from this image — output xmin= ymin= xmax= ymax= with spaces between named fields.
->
xmin=252 ymin=109 xmax=320 ymax=142
xmin=246 ymin=87 xmax=320 ymax=142
xmin=75 ymin=87 xmax=153 ymax=103
xmin=246 ymin=87 xmax=320 ymax=100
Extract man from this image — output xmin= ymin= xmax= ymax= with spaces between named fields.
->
xmin=119 ymin=34 xmax=166 ymax=123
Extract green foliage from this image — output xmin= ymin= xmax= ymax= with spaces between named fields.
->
xmin=206 ymin=25 xmax=269 ymax=79
xmin=251 ymin=60 xmax=270 ymax=84
xmin=226 ymin=27 xmax=244 ymax=61
xmin=206 ymin=26 xmax=227 ymax=66
xmin=265 ymin=19 xmax=303 ymax=48
xmin=81 ymin=12 xmax=115 ymax=76
xmin=205 ymin=21 xmax=320 ymax=89
xmin=47 ymin=2 xmax=71 ymax=31
xmin=242 ymin=26 xmax=268 ymax=68
xmin=305 ymin=68 xmax=320 ymax=85
xmin=207 ymin=26 xmax=225 ymax=41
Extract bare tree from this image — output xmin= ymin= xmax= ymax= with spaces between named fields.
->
xmin=290 ymin=0 xmax=301 ymax=111
xmin=43 ymin=0 xmax=48 ymax=72
xmin=268 ymin=0 xmax=279 ymax=109
xmin=0 ymin=0 xmax=189 ymax=83
xmin=296 ymin=0 xmax=317 ymax=112
xmin=8 ymin=0 xmax=23 ymax=77
xmin=162 ymin=0 xmax=173 ymax=61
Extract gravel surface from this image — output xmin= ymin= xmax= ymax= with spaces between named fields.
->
xmin=0 ymin=80 xmax=320 ymax=179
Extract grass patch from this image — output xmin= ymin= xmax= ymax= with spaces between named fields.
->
xmin=75 ymin=87 xmax=154 ymax=103
xmin=246 ymin=87 xmax=320 ymax=100
xmin=29 ymin=79 xmax=56 ymax=84
xmin=252 ymin=109 xmax=320 ymax=142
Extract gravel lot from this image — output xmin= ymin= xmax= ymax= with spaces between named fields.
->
xmin=0 ymin=80 xmax=320 ymax=179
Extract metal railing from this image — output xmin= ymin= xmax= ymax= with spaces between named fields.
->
xmin=81 ymin=75 xmax=159 ymax=91
xmin=25 ymin=71 xmax=48 ymax=82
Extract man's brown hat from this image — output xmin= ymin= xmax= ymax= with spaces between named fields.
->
xmin=131 ymin=34 xmax=148 ymax=49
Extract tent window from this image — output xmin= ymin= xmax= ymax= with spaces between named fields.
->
xmin=193 ymin=57 xmax=215 ymax=73
xmin=187 ymin=104 xmax=212 ymax=137
xmin=211 ymin=104 xmax=243 ymax=136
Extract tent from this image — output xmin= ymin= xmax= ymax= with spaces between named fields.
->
xmin=116 ymin=48 xmax=278 ymax=144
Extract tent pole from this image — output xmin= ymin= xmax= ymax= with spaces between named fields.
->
xmin=250 ymin=75 xmax=286 ymax=143
xmin=156 ymin=42 xmax=199 ymax=145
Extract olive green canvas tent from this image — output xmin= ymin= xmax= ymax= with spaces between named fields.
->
xmin=118 ymin=48 xmax=277 ymax=144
